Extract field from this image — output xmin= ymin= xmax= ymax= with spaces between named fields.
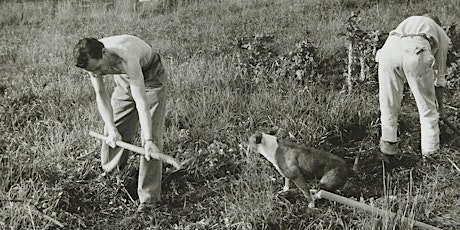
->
xmin=1 ymin=0 xmax=460 ymax=229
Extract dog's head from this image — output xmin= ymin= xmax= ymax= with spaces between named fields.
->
xmin=248 ymin=132 xmax=263 ymax=149
xmin=248 ymin=128 xmax=280 ymax=148
xmin=248 ymin=132 xmax=279 ymax=156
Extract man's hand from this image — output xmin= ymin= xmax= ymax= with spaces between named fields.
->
xmin=106 ymin=130 xmax=122 ymax=148
xmin=144 ymin=140 xmax=160 ymax=161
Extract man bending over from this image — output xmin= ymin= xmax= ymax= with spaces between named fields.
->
xmin=376 ymin=13 xmax=450 ymax=158
xmin=73 ymin=34 xmax=167 ymax=213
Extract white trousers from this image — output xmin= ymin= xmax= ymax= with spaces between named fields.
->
xmin=101 ymin=53 xmax=167 ymax=204
xmin=376 ymin=35 xmax=440 ymax=154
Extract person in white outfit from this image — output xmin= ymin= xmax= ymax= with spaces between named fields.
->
xmin=375 ymin=13 xmax=450 ymax=157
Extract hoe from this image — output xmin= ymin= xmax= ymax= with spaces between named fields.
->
xmin=89 ymin=131 xmax=182 ymax=170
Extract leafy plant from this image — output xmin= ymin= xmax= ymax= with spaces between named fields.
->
xmin=340 ymin=11 xmax=387 ymax=92
xmin=275 ymin=40 xmax=320 ymax=85
xmin=236 ymin=33 xmax=279 ymax=85
xmin=236 ymin=33 xmax=321 ymax=89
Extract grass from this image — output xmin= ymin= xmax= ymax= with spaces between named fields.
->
xmin=1 ymin=0 xmax=460 ymax=229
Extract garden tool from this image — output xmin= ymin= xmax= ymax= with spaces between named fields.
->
xmin=89 ymin=131 xmax=182 ymax=170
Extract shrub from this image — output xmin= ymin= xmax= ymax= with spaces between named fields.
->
xmin=236 ymin=33 xmax=321 ymax=89
xmin=274 ymin=40 xmax=320 ymax=85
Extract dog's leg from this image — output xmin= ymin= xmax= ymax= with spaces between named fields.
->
xmin=319 ymin=167 xmax=348 ymax=191
xmin=282 ymin=178 xmax=290 ymax=192
xmin=277 ymin=177 xmax=290 ymax=194
xmin=280 ymin=151 xmax=316 ymax=207
xmin=291 ymin=177 xmax=316 ymax=208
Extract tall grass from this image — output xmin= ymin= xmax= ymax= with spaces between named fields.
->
xmin=1 ymin=0 xmax=459 ymax=229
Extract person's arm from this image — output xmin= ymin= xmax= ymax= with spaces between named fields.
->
xmin=123 ymin=58 xmax=158 ymax=160
xmin=433 ymin=32 xmax=449 ymax=119
xmin=124 ymin=61 xmax=153 ymax=139
xmin=89 ymin=72 xmax=121 ymax=147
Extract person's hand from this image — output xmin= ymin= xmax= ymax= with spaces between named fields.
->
xmin=144 ymin=140 xmax=160 ymax=161
xmin=106 ymin=130 xmax=122 ymax=148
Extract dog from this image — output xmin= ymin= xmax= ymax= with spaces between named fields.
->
xmin=248 ymin=132 xmax=349 ymax=208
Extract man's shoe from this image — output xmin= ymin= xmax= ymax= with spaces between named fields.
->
xmin=422 ymin=150 xmax=441 ymax=162
xmin=380 ymin=140 xmax=398 ymax=155
xmin=136 ymin=202 xmax=157 ymax=214
xmin=96 ymin=172 xmax=107 ymax=182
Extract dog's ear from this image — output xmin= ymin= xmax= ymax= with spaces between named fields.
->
xmin=268 ymin=127 xmax=278 ymax=136
xmin=254 ymin=133 xmax=263 ymax=144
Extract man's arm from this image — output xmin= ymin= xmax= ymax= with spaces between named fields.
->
xmin=433 ymin=30 xmax=449 ymax=119
xmin=123 ymin=59 xmax=160 ymax=161
xmin=123 ymin=60 xmax=154 ymax=141
xmin=89 ymin=72 xmax=121 ymax=147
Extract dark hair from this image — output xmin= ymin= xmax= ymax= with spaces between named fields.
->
xmin=73 ymin=38 xmax=104 ymax=68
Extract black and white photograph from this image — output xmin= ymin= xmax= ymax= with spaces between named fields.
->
xmin=1 ymin=0 xmax=459 ymax=229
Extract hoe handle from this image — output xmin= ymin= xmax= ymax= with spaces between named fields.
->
xmin=440 ymin=118 xmax=460 ymax=136
xmin=316 ymin=190 xmax=441 ymax=230
xmin=89 ymin=131 xmax=181 ymax=170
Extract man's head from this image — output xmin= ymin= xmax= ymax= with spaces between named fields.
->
xmin=73 ymin=38 xmax=105 ymax=70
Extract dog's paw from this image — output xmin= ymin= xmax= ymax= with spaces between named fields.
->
xmin=310 ymin=189 xmax=320 ymax=199
xmin=277 ymin=189 xmax=290 ymax=194
xmin=308 ymin=201 xmax=315 ymax=208
xmin=282 ymin=186 xmax=290 ymax=192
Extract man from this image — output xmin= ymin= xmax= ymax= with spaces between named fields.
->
xmin=375 ymin=13 xmax=450 ymax=158
xmin=73 ymin=35 xmax=167 ymax=213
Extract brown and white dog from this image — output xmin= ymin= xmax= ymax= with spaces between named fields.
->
xmin=248 ymin=132 xmax=349 ymax=208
